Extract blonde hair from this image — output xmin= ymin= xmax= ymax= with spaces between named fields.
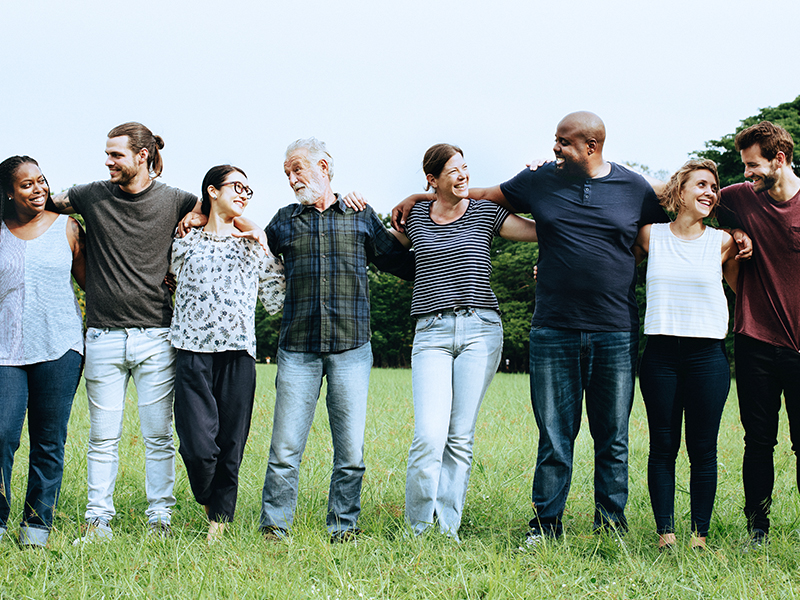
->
xmin=659 ymin=159 xmax=720 ymax=215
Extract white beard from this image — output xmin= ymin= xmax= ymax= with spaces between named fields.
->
xmin=293 ymin=179 xmax=324 ymax=205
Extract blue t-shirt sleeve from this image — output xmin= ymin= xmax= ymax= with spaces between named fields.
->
xmin=638 ymin=184 xmax=669 ymax=226
xmin=499 ymin=168 xmax=537 ymax=214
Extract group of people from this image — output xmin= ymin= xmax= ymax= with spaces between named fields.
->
xmin=0 ymin=113 xmax=798 ymax=553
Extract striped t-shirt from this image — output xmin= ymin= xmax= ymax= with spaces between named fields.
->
xmin=406 ymin=199 xmax=509 ymax=317
xmin=643 ymin=223 xmax=728 ymax=339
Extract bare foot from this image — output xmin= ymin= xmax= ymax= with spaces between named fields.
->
xmin=207 ymin=521 xmax=226 ymax=543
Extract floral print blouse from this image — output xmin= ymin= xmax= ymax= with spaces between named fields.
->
xmin=170 ymin=228 xmax=285 ymax=358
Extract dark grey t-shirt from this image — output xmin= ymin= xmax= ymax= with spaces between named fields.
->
xmin=68 ymin=180 xmax=197 ymax=328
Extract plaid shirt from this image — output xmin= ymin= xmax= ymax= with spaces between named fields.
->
xmin=266 ymin=196 xmax=414 ymax=353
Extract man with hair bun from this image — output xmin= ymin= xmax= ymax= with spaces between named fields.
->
xmin=716 ymin=120 xmax=800 ymax=549
xmin=48 ymin=122 xmax=202 ymax=543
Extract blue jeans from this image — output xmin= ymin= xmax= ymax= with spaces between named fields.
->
xmin=260 ymin=342 xmax=372 ymax=535
xmin=83 ymin=327 xmax=176 ymax=524
xmin=0 ymin=350 xmax=82 ymax=542
xmin=406 ymin=308 xmax=503 ymax=539
xmin=639 ymin=336 xmax=729 ymax=537
xmin=528 ymin=327 xmax=637 ymax=536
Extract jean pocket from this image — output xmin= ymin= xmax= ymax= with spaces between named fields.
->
xmin=144 ymin=328 xmax=170 ymax=340
xmin=415 ymin=315 xmax=439 ymax=333
xmin=86 ymin=328 xmax=107 ymax=342
xmin=472 ymin=309 xmax=502 ymax=327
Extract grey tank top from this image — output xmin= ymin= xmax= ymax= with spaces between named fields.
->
xmin=0 ymin=214 xmax=84 ymax=365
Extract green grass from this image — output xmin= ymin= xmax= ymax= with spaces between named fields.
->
xmin=3 ymin=365 xmax=800 ymax=599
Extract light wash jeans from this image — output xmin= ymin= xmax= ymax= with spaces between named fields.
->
xmin=260 ymin=342 xmax=372 ymax=535
xmin=528 ymin=327 xmax=637 ymax=537
xmin=83 ymin=327 xmax=176 ymax=524
xmin=406 ymin=308 xmax=503 ymax=539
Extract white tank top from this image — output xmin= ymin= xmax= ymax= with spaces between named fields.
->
xmin=0 ymin=214 xmax=84 ymax=365
xmin=643 ymin=223 xmax=728 ymax=339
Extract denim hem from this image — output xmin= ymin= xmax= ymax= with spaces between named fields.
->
xmin=19 ymin=525 xmax=49 ymax=546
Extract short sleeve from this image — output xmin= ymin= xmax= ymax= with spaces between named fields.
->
xmin=499 ymin=168 xmax=536 ymax=213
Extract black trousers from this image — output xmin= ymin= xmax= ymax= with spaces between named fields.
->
xmin=174 ymin=349 xmax=256 ymax=522
xmin=639 ymin=336 xmax=730 ymax=537
xmin=735 ymin=334 xmax=800 ymax=533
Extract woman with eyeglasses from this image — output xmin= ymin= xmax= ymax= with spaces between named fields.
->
xmin=634 ymin=159 xmax=739 ymax=551
xmin=0 ymin=156 xmax=85 ymax=547
xmin=170 ymin=165 xmax=285 ymax=542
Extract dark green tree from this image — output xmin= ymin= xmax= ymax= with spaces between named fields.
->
xmin=489 ymin=236 xmax=538 ymax=372
xmin=694 ymin=94 xmax=800 ymax=187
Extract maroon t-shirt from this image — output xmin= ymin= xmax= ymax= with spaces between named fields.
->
xmin=718 ymin=182 xmax=800 ymax=352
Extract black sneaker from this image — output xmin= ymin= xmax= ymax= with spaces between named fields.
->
xmin=261 ymin=525 xmax=288 ymax=542
xmin=742 ymin=528 xmax=768 ymax=553
xmin=330 ymin=528 xmax=362 ymax=544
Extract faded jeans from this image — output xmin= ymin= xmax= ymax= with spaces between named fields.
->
xmin=528 ymin=327 xmax=637 ymax=536
xmin=406 ymin=308 xmax=503 ymax=539
xmin=83 ymin=327 xmax=176 ymax=524
xmin=260 ymin=342 xmax=372 ymax=535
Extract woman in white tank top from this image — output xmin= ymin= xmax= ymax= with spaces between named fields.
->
xmin=633 ymin=159 xmax=739 ymax=551
xmin=0 ymin=156 xmax=85 ymax=547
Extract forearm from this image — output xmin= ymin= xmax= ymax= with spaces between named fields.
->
xmin=47 ymin=191 xmax=76 ymax=215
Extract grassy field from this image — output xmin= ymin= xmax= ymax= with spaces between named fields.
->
xmin=2 ymin=365 xmax=800 ymax=599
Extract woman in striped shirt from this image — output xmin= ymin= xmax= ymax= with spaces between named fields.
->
xmin=392 ymin=144 xmax=538 ymax=541
xmin=633 ymin=159 xmax=739 ymax=551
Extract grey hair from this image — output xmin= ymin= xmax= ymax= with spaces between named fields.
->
xmin=285 ymin=137 xmax=334 ymax=181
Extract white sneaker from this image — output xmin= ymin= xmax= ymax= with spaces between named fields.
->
xmin=73 ymin=518 xmax=113 ymax=545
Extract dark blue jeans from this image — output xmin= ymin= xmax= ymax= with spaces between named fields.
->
xmin=736 ymin=334 xmax=800 ymax=534
xmin=528 ymin=327 xmax=637 ymax=536
xmin=0 ymin=350 xmax=82 ymax=532
xmin=639 ymin=336 xmax=729 ymax=537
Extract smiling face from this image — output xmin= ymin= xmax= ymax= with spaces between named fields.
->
xmin=741 ymin=144 xmax=780 ymax=193
xmin=427 ymin=152 xmax=469 ymax=201
xmin=105 ymin=135 xmax=145 ymax=186
xmin=678 ymin=169 xmax=719 ymax=218
xmin=9 ymin=162 xmax=49 ymax=220
xmin=553 ymin=120 xmax=592 ymax=176
xmin=284 ymin=150 xmax=329 ymax=206
xmin=210 ymin=171 xmax=250 ymax=219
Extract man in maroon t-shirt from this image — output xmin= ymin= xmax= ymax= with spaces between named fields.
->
xmin=717 ymin=121 xmax=800 ymax=548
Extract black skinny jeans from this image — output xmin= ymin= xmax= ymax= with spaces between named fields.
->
xmin=736 ymin=334 xmax=800 ymax=534
xmin=639 ymin=336 xmax=730 ymax=536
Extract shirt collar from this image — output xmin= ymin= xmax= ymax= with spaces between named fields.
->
xmin=291 ymin=193 xmax=345 ymax=217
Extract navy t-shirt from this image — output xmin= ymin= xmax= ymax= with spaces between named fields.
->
xmin=500 ymin=162 xmax=666 ymax=331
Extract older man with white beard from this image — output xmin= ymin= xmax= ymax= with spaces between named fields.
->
xmin=259 ymin=138 xmax=413 ymax=543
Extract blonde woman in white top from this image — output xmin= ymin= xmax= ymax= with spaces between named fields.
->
xmin=633 ymin=159 xmax=739 ymax=552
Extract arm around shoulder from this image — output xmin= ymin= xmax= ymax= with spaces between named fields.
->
xmin=633 ymin=224 xmax=652 ymax=265
xmin=47 ymin=191 xmax=76 ymax=215
xmin=499 ymin=214 xmax=537 ymax=242
xmin=66 ymin=215 xmax=86 ymax=289
xmin=721 ymin=231 xmax=740 ymax=291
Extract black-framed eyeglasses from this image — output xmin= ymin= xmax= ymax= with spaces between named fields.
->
xmin=220 ymin=181 xmax=253 ymax=200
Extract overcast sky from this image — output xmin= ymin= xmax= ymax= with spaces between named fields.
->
xmin=2 ymin=0 xmax=798 ymax=226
